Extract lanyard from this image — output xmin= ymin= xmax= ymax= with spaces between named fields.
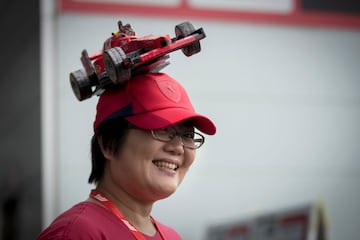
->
xmin=90 ymin=189 xmax=166 ymax=240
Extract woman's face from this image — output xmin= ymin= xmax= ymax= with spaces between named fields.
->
xmin=105 ymin=123 xmax=197 ymax=202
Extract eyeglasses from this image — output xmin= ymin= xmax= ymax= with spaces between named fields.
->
xmin=151 ymin=127 xmax=205 ymax=149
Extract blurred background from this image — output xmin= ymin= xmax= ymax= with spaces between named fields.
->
xmin=0 ymin=0 xmax=41 ymax=239
xmin=1 ymin=0 xmax=360 ymax=239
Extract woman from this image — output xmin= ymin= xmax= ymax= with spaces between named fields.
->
xmin=37 ymin=72 xmax=216 ymax=239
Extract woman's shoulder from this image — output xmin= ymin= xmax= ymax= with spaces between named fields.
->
xmin=36 ymin=201 xmax=132 ymax=240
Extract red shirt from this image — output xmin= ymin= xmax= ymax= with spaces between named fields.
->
xmin=36 ymin=202 xmax=182 ymax=240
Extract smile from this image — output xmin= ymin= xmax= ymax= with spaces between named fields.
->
xmin=153 ymin=160 xmax=179 ymax=171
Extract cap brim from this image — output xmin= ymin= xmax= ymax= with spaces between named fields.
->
xmin=126 ymin=108 xmax=216 ymax=135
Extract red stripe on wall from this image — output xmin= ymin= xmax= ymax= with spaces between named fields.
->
xmin=58 ymin=0 xmax=360 ymax=30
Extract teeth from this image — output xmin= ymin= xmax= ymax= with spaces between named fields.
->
xmin=153 ymin=161 xmax=178 ymax=170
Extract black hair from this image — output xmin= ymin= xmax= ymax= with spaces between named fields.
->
xmin=88 ymin=117 xmax=130 ymax=184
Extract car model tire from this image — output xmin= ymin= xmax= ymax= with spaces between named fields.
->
xmin=103 ymin=47 xmax=131 ymax=84
xmin=70 ymin=69 xmax=93 ymax=101
xmin=175 ymin=22 xmax=201 ymax=56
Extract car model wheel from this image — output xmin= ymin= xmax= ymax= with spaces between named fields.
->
xmin=175 ymin=22 xmax=201 ymax=56
xmin=103 ymin=47 xmax=131 ymax=84
xmin=70 ymin=69 xmax=93 ymax=101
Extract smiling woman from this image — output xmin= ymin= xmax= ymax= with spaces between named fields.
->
xmin=36 ymin=72 xmax=216 ymax=240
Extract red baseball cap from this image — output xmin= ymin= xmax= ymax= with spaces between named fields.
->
xmin=93 ymin=72 xmax=216 ymax=135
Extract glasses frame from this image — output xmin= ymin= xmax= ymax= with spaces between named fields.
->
xmin=150 ymin=127 xmax=205 ymax=149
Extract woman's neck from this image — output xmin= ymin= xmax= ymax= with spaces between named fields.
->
xmin=95 ymin=183 xmax=157 ymax=236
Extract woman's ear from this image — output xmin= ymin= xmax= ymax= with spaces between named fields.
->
xmin=97 ymin=136 xmax=113 ymax=160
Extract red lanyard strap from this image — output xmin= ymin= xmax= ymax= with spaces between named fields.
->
xmin=90 ymin=189 xmax=166 ymax=240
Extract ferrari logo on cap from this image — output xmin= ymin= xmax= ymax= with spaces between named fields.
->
xmin=155 ymin=77 xmax=181 ymax=103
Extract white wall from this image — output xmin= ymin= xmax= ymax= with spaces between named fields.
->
xmin=54 ymin=13 xmax=360 ymax=240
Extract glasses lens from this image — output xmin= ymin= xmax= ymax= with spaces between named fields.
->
xmin=182 ymin=132 xmax=204 ymax=149
xmin=152 ymin=128 xmax=175 ymax=141
xmin=152 ymin=128 xmax=205 ymax=149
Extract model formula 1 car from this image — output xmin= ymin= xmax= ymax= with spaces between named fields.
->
xmin=70 ymin=20 xmax=206 ymax=101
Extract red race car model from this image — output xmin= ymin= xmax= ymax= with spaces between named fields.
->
xmin=70 ymin=20 xmax=206 ymax=101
